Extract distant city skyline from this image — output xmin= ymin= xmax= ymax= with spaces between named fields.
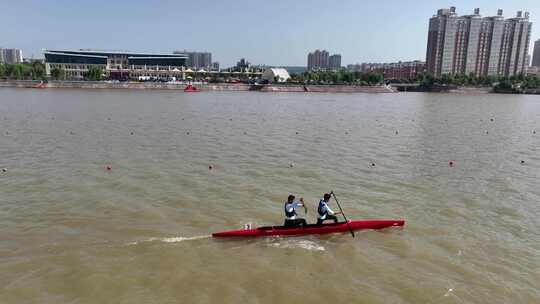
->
xmin=1 ymin=0 xmax=539 ymax=67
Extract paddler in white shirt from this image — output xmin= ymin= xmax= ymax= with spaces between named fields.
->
xmin=283 ymin=195 xmax=308 ymax=228
xmin=316 ymin=193 xmax=341 ymax=225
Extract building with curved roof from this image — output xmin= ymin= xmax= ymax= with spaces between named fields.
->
xmin=262 ymin=68 xmax=291 ymax=83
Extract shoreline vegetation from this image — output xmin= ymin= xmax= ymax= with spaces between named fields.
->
xmin=1 ymin=61 xmax=539 ymax=94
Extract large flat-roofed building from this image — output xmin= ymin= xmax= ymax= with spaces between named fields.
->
xmin=44 ymin=49 xmax=188 ymax=79
xmin=426 ymin=7 xmax=532 ymax=77
xmin=347 ymin=61 xmax=425 ymax=80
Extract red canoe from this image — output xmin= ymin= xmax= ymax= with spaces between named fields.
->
xmin=212 ymin=219 xmax=405 ymax=237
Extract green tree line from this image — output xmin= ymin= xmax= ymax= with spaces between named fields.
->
xmin=416 ymin=72 xmax=540 ymax=90
xmin=0 ymin=61 xmax=47 ymax=80
xmin=0 ymin=62 xmax=103 ymax=81
xmin=289 ymin=69 xmax=540 ymax=89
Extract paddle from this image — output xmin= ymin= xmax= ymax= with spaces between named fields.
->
xmin=300 ymin=197 xmax=308 ymax=214
xmin=330 ymin=191 xmax=355 ymax=238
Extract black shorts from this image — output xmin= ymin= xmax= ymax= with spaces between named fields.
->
xmin=316 ymin=214 xmax=338 ymax=225
xmin=284 ymin=218 xmax=307 ymax=228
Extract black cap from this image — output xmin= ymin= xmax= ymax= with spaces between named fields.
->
xmin=288 ymin=195 xmax=295 ymax=202
xmin=324 ymin=193 xmax=331 ymax=200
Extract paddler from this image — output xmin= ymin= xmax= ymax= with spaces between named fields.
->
xmin=284 ymin=195 xmax=308 ymax=227
xmin=316 ymin=193 xmax=341 ymax=225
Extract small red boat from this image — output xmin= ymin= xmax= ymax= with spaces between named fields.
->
xmin=35 ymin=81 xmax=47 ymax=89
xmin=212 ymin=219 xmax=405 ymax=237
xmin=184 ymin=84 xmax=199 ymax=92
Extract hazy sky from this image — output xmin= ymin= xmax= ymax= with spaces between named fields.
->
xmin=1 ymin=0 xmax=538 ymax=67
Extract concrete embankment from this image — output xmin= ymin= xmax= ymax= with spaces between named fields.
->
xmin=0 ymin=80 xmax=396 ymax=93
xmin=0 ymin=80 xmax=253 ymax=91
xmin=261 ymin=85 xmax=395 ymax=93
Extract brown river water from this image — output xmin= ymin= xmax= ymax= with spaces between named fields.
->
xmin=0 ymin=88 xmax=539 ymax=303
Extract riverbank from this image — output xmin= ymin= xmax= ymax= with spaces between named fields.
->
xmin=0 ymin=80 xmax=396 ymax=93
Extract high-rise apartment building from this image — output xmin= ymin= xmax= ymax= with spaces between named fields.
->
xmin=173 ymin=51 xmax=212 ymax=69
xmin=307 ymin=50 xmax=329 ymax=70
xmin=426 ymin=7 xmax=532 ymax=77
xmin=0 ymin=48 xmax=23 ymax=64
xmin=532 ymin=39 xmax=540 ymax=67
xmin=307 ymin=50 xmax=342 ymax=70
xmin=329 ymin=54 xmax=342 ymax=70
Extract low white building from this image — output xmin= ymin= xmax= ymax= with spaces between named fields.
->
xmin=262 ymin=68 xmax=290 ymax=83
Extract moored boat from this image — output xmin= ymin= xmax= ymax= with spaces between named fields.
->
xmin=212 ymin=219 xmax=404 ymax=237
xmin=184 ymin=84 xmax=199 ymax=92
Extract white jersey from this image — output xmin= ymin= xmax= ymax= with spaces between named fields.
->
xmin=317 ymin=200 xmax=335 ymax=220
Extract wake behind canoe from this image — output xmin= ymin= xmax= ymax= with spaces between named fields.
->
xmin=212 ymin=219 xmax=405 ymax=237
